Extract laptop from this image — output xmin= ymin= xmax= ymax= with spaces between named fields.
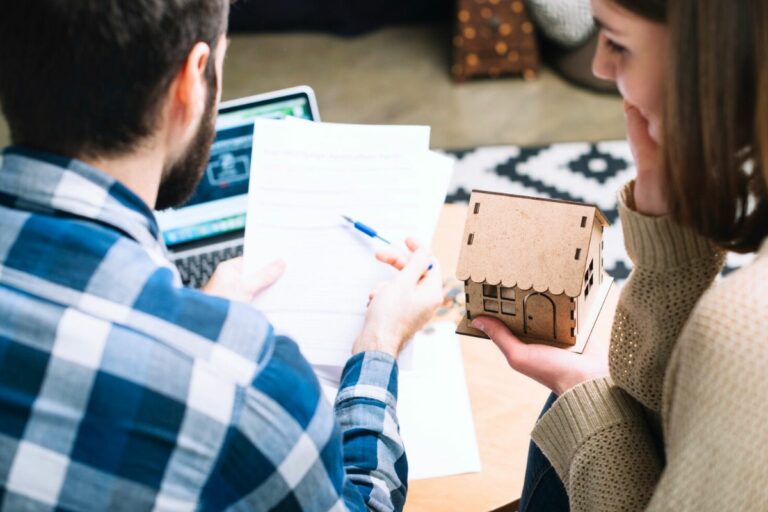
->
xmin=156 ymin=85 xmax=321 ymax=288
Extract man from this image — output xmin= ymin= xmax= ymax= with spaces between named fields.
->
xmin=0 ymin=1 xmax=442 ymax=510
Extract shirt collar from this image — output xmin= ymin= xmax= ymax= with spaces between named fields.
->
xmin=0 ymin=146 xmax=165 ymax=251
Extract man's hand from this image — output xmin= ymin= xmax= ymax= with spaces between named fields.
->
xmin=624 ymin=101 xmax=669 ymax=216
xmin=471 ymin=316 xmax=609 ymax=396
xmin=202 ymin=257 xmax=286 ymax=303
xmin=352 ymin=238 xmax=443 ymax=358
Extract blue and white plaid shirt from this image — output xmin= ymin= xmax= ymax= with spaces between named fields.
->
xmin=0 ymin=148 xmax=407 ymax=511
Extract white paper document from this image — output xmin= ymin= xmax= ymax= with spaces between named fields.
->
xmin=398 ymin=323 xmax=482 ymax=480
xmin=244 ymin=118 xmax=454 ymax=369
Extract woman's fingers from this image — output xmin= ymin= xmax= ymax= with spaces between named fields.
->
xmin=624 ymin=102 xmax=656 ymax=162
xmin=472 ymin=316 xmax=533 ymax=371
xmin=472 ymin=315 xmax=602 ymax=395
xmin=624 ymin=102 xmax=669 ymax=216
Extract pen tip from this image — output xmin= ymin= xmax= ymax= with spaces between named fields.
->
xmin=341 ymin=215 xmax=353 ymax=223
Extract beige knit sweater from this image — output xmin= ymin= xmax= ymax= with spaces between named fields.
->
xmin=531 ymin=181 xmax=768 ymax=511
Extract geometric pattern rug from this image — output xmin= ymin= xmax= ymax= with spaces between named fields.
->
xmin=443 ymin=141 xmax=751 ymax=281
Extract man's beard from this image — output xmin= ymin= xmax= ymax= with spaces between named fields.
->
xmin=155 ymin=72 xmax=217 ymax=211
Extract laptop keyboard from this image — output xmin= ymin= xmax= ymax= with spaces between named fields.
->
xmin=174 ymin=244 xmax=244 ymax=289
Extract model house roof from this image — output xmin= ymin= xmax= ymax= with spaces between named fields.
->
xmin=456 ymin=190 xmax=609 ymax=297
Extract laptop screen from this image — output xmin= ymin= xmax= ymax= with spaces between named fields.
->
xmin=157 ymin=88 xmax=318 ymax=248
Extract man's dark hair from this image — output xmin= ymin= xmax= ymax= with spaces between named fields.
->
xmin=0 ymin=0 xmax=229 ymax=158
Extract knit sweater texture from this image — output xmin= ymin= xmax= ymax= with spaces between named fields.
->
xmin=531 ymin=181 xmax=768 ymax=510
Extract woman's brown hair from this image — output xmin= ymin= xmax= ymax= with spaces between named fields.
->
xmin=612 ymin=0 xmax=665 ymax=22
xmin=664 ymin=0 xmax=768 ymax=252
xmin=758 ymin=1 xmax=768 ymax=199
xmin=613 ymin=0 xmax=768 ymax=252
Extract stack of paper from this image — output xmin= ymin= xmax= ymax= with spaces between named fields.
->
xmin=397 ymin=323 xmax=482 ymax=480
xmin=244 ymin=119 xmax=480 ymax=480
xmin=244 ymin=118 xmax=454 ymax=373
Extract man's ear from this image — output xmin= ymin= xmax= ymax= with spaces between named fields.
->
xmin=168 ymin=42 xmax=212 ymax=136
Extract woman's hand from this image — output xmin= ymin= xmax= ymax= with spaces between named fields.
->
xmin=624 ymin=101 xmax=669 ymax=216
xmin=471 ymin=316 xmax=610 ymax=396
xmin=352 ymin=238 xmax=443 ymax=358
xmin=202 ymin=257 xmax=286 ymax=303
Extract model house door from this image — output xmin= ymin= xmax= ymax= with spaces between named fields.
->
xmin=524 ymin=293 xmax=557 ymax=340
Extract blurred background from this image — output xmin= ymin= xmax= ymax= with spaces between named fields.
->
xmin=0 ymin=0 xmax=625 ymax=150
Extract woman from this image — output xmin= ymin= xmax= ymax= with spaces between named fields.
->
xmin=472 ymin=0 xmax=768 ymax=509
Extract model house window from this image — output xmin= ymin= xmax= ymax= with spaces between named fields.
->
xmin=585 ymin=258 xmax=595 ymax=298
xmin=482 ymin=284 xmax=516 ymax=316
xmin=483 ymin=299 xmax=499 ymax=313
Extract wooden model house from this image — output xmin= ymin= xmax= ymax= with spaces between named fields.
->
xmin=456 ymin=191 xmax=614 ymax=352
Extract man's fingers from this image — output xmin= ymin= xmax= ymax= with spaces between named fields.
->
xmin=405 ymin=237 xmax=422 ymax=253
xmin=244 ymin=259 xmax=286 ymax=294
xmin=400 ymin=248 xmax=434 ymax=283
xmin=201 ymin=258 xmax=241 ymax=294
xmin=375 ymin=238 xmax=426 ymax=272
xmin=375 ymin=250 xmax=408 ymax=271
xmin=201 ymin=258 xmax=286 ymax=303
xmin=416 ymin=258 xmax=442 ymax=291
xmin=216 ymin=256 xmax=243 ymax=272
xmin=368 ymin=282 xmax=387 ymax=301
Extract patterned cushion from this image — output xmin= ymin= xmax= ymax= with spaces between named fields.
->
xmin=528 ymin=0 xmax=595 ymax=47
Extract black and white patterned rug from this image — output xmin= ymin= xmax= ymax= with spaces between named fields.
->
xmin=442 ymin=141 xmax=751 ymax=281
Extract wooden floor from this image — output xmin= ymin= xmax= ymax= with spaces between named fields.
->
xmin=0 ymin=23 xmax=625 ymax=150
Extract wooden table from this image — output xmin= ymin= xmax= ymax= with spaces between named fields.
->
xmin=405 ymin=204 xmax=619 ymax=511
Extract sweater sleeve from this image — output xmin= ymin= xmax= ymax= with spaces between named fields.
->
xmin=610 ymin=181 xmax=725 ymax=413
xmin=532 ymin=377 xmax=663 ymax=511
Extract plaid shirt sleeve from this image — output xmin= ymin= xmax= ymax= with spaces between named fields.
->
xmin=219 ymin=329 xmax=407 ymax=512
xmin=335 ymin=352 xmax=407 ymax=511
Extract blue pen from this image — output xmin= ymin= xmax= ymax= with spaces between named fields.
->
xmin=342 ymin=215 xmax=391 ymax=244
xmin=341 ymin=215 xmax=434 ymax=270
